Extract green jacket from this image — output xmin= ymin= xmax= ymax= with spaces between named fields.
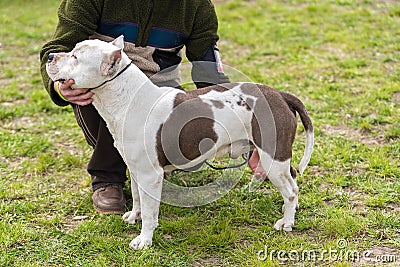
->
xmin=40 ymin=0 xmax=229 ymax=106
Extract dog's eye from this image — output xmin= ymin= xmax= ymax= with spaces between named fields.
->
xmin=71 ymin=54 xmax=77 ymax=60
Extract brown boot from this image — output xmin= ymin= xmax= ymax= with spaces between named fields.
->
xmin=92 ymin=185 xmax=126 ymax=214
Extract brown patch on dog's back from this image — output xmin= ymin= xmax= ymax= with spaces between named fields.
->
xmin=245 ymin=97 xmax=254 ymax=111
xmin=240 ymin=83 xmax=297 ymax=161
xmin=172 ymin=83 xmax=239 ymax=108
xmin=157 ymin=84 xmax=242 ymax=167
xmin=210 ymin=100 xmax=224 ymax=109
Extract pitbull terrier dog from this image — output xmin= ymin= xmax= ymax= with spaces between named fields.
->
xmin=46 ymin=36 xmax=314 ymax=250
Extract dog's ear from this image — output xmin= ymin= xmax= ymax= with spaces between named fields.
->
xmin=101 ymin=48 xmax=122 ymax=75
xmin=111 ymin=35 xmax=125 ymax=49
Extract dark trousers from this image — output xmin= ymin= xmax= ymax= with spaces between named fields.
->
xmin=72 ymin=104 xmax=127 ymax=191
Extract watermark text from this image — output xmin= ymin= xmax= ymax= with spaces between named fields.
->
xmin=257 ymin=239 xmax=398 ymax=264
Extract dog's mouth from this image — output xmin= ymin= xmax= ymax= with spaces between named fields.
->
xmin=46 ymin=66 xmax=66 ymax=84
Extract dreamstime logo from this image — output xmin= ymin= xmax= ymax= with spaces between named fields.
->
xmin=257 ymin=239 xmax=398 ymax=264
xmin=121 ymin=61 xmax=277 ymax=207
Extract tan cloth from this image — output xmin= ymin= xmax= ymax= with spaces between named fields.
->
xmin=90 ymin=33 xmax=181 ymax=86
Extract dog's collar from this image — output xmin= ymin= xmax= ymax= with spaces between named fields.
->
xmin=89 ymin=61 xmax=132 ymax=90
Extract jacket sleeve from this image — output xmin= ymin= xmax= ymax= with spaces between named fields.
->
xmin=191 ymin=43 xmax=230 ymax=88
xmin=185 ymin=0 xmax=230 ymax=88
xmin=39 ymin=0 xmax=102 ymax=106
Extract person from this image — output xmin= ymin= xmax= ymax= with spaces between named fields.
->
xmin=40 ymin=0 xmax=265 ymax=214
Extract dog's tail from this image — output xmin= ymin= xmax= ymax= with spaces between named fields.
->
xmin=281 ymin=92 xmax=314 ymax=175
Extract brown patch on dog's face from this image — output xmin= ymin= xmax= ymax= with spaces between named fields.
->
xmin=240 ymin=83 xmax=297 ymax=161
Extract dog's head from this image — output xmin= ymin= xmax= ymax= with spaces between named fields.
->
xmin=46 ymin=35 xmax=127 ymax=89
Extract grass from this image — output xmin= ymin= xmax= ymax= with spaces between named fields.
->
xmin=1 ymin=0 xmax=400 ymax=266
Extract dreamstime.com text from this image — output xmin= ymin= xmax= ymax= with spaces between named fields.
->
xmin=257 ymin=239 xmax=398 ymax=264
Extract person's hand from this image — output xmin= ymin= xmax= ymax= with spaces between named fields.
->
xmin=55 ymin=79 xmax=94 ymax=106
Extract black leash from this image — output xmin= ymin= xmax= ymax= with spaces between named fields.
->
xmin=205 ymin=151 xmax=252 ymax=170
xmin=89 ymin=61 xmax=132 ymax=90
xmin=171 ymin=150 xmax=253 ymax=175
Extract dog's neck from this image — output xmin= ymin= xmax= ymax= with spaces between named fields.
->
xmin=90 ymin=57 xmax=169 ymax=145
xmin=89 ymin=61 xmax=133 ymax=90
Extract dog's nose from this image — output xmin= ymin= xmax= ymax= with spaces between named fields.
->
xmin=48 ymin=53 xmax=54 ymax=63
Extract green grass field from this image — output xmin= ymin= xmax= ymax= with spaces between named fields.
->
xmin=1 ymin=0 xmax=399 ymax=266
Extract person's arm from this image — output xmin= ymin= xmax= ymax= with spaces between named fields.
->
xmin=39 ymin=0 xmax=101 ymax=106
xmin=191 ymin=42 xmax=230 ymax=88
xmin=185 ymin=1 xmax=230 ymax=88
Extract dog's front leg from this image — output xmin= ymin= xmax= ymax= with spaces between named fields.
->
xmin=122 ymin=174 xmax=141 ymax=224
xmin=129 ymin=170 xmax=163 ymax=250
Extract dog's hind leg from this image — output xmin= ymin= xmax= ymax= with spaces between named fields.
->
xmin=290 ymin=166 xmax=300 ymax=210
xmin=128 ymin=168 xmax=163 ymax=250
xmin=272 ymin=165 xmax=298 ymax=232
xmin=257 ymin=150 xmax=298 ymax=231
xmin=281 ymin=166 xmax=299 ymax=213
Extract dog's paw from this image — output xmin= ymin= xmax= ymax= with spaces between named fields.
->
xmin=122 ymin=210 xmax=141 ymax=224
xmin=274 ymin=218 xmax=293 ymax=232
xmin=129 ymin=235 xmax=152 ymax=250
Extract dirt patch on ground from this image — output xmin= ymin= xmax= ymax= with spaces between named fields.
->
xmin=2 ymin=115 xmax=37 ymax=129
xmin=318 ymin=183 xmax=369 ymax=211
xmin=393 ymin=92 xmax=400 ymax=104
xmin=63 ymin=215 xmax=90 ymax=233
xmin=0 ymin=78 xmax=12 ymax=86
xmin=307 ymin=165 xmax=330 ymax=178
xmin=0 ymin=99 xmax=29 ymax=107
xmin=322 ymin=124 xmax=386 ymax=145
xmin=193 ymin=257 xmax=225 ymax=267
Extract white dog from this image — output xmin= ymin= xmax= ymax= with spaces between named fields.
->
xmin=46 ymin=36 xmax=314 ymax=250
